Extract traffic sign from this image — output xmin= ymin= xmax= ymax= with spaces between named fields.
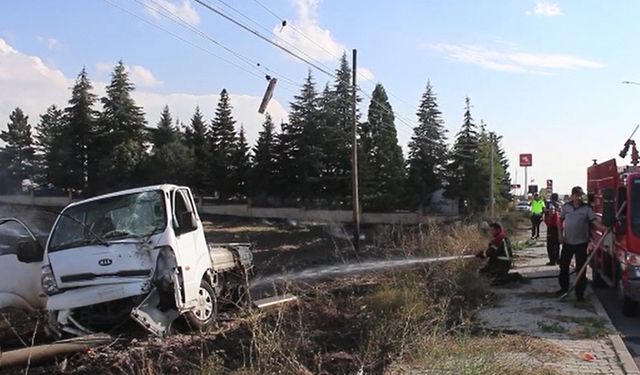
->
xmin=546 ymin=179 xmax=553 ymax=192
xmin=519 ymin=153 xmax=533 ymax=167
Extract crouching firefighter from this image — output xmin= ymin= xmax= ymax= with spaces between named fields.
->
xmin=476 ymin=222 xmax=525 ymax=284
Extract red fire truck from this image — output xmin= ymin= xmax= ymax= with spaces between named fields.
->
xmin=588 ymin=136 xmax=640 ymax=316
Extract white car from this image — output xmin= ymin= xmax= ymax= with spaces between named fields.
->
xmin=515 ymin=201 xmax=530 ymax=211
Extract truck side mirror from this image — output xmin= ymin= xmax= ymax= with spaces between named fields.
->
xmin=602 ymin=189 xmax=616 ymax=227
xmin=16 ymin=240 xmax=44 ymax=263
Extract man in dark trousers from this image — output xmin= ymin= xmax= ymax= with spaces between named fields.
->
xmin=544 ymin=193 xmax=561 ymax=265
xmin=557 ymin=186 xmax=597 ymax=301
xmin=530 ymin=193 xmax=545 ymax=239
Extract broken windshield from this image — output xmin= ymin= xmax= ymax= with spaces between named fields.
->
xmin=48 ymin=190 xmax=166 ymax=252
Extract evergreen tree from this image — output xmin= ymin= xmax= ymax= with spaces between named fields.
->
xmin=65 ymin=67 xmax=98 ymax=192
xmin=285 ymin=71 xmax=322 ymax=203
xmin=35 ymin=105 xmax=66 ymax=188
xmin=476 ymin=125 xmax=511 ymax=211
xmin=0 ymin=108 xmax=36 ymax=188
xmin=94 ymin=61 xmax=147 ymax=191
xmin=232 ymin=125 xmax=251 ymax=197
xmin=210 ymin=89 xmax=237 ymax=199
xmin=251 ymin=113 xmax=278 ymax=199
xmin=184 ymin=106 xmax=210 ymax=194
xmin=318 ymin=54 xmax=359 ymax=205
xmin=148 ymin=106 xmax=192 ymax=185
xmin=361 ymin=83 xmax=405 ymax=211
xmin=495 ymin=136 xmax=512 ymax=202
xmin=446 ymin=97 xmax=482 ymax=213
xmin=406 ymin=81 xmax=449 ymax=210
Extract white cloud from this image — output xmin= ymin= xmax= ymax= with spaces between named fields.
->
xmin=274 ymin=0 xmax=345 ymax=62
xmin=144 ymin=0 xmax=200 ymax=26
xmin=129 ymin=65 xmax=163 ymax=87
xmin=431 ymin=43 xmax=603 ymax=74
xmin=526 ymin=1 xmax=563 ymax=16
xmin=0 ymin=38 xmax=287 ymax=148
xmin=357 ymin=67 xmax=375 ymax=81
xmin=37 ymin=36 xmax=60 ymax=50
xmin=95 ymin=62 xmax=162 ymax=87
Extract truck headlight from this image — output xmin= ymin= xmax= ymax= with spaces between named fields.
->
xmin=41 ymin=265 xmax=59 ymax=295
xmin=629 ymin=265 xmax=640 ymax=280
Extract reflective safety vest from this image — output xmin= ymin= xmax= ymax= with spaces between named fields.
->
xmin=530 ymin=199 xmax=545 ymax=215
xmin=490 ymin=238 xmax=513 ymax=262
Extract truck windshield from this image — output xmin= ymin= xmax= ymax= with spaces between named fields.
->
xmin=48 ymin=190 xmax=166 ymax=252
xmin=632 ymin=180 xmax=640 ymax=238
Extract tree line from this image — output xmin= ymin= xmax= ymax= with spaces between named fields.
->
xmin=0 ymin=55 xmax=511 ymax=214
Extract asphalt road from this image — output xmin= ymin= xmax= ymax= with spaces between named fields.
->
xmin=593 ymin=285 xmax=640 ymax=368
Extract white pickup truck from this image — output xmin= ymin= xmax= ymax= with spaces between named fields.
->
xmin=0 ymin=184 xmax=253 ymax=337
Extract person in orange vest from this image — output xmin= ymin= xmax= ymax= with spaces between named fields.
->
xmin=544 ymin=193 xmax=561 ymax=265
xmin=530 ymin=193 xmax=545 ymax=239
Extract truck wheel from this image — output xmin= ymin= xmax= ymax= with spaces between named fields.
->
xmin=185 ymin=280 xmax=217 ymax=330
xmin=590 ymin=265 xmax=607 ymax=288
xmin=618 ymin=279 xmax=638 ymax=317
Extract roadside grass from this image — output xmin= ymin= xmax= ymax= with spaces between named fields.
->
xmin=537 ymin=321 xmax=567 ymax=334
xmin=398 ymin=334 xmax=565 ymax=375
xmin=552 ymin=315 xmax=610 ymax=339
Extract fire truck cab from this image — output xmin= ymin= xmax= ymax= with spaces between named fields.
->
xmin=588 ymin=158 xmax=640 ymax=316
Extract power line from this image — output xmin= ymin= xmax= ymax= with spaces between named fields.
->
xmin=193 ymin=0 xmax=337 ymax=79
xmin=249 ymin=0 xmax=419 ymax=114
xmin=103 ymin=0 xmax=265 ymax=82
xmin=140 ymin=0 xmax=300 ymax=88
xmin=211 ymin=0 xmax=338 ymax=76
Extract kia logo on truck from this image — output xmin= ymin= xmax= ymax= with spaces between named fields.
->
xmin=98 ymin=258 xmax=113 ymax=266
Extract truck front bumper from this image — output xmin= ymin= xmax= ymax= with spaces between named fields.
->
xmin=47 ymin=281 xmax=150 ymax=311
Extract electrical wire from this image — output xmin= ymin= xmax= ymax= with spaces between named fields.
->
xmin=249 ymin=0 xmax=421 ymax=114
xmin=139 ymin=0 xmax=300 ymax=88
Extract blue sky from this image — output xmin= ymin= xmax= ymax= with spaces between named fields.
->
xmin=1 ymin=0 xmax=640 ymax=195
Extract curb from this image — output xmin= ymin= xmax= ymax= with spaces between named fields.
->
xmin=590 ymin=286 xmax=640 ymax=375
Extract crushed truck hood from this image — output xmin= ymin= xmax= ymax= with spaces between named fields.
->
xmin=48 ymin=241 xmax=156 ymax=289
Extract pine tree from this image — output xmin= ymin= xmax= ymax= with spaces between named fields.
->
xmin=317 ymin=55 xmax=360 ymax=205
xmin=476 ymin=125 xmax=511 ymax=211
xmin=286 ymin=71 xmax=322 ymax=203
xmin=251 ymin=113 xmax=278 ymax=199
xmin=94 ymin=61 xmax=147 ymax=191
xmin=65 ymin=67 xmax=98 ymax=192
xmin=210 ymin=89 xmax=237 ymax=199
xmin=233 ymin=125 xmax=251 ymax=197
xmin=35 ymin=105 xmax=66 ymax=188
xmin=446 ymin=97 xmax=482 ymax=213
xmin=184 ymin=106 xmax=210 ymax=194
xmin=148 ymin=106 xmax=192 ymax=185
xmin=0 ymin=108 xmax=36 ymax=188
xmin=361 ymin=83 xmax=405 ymax=211
xmin=495 ymin=136 xmax=512 ymax=202
xmin=406 ymin=81 xmax=449 ymax=210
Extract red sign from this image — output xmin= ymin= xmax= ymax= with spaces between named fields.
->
xmin=519 ymin=153 xmax=533 ymax=167
xmin=546 ymin=179 xmax=553 ymax=192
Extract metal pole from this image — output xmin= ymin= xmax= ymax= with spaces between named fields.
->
xmin=351 ymin=49 xmax=360 ymax=251
xmin=489 ymin=133 xmax=494 ymax=217
xmin=524 ymin=166 xmax=528 ymax=198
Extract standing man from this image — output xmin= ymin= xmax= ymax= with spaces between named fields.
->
xmin=557 ymin=186 xmax=597 ymax=301
xmin=544 ymin=193 xmax=561 ymax=265
xmin=530 ymin=193 xmax=545 ymax=239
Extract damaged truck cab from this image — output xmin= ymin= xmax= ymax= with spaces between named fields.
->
xmin=41 ymin=184 xmax=252 ymax=336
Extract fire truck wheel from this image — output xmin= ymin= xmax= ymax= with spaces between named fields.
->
xmin=618 ymin=280 xmax=638 ymax=317
xmin=590 ymin=266 xmax=607 ymax=288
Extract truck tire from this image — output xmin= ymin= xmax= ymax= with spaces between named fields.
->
xmin=185 ymin=280 xmax=217 ymax=330
xmin=590 ymin=265 xmax=607 ymax=288
xmin=618 ymin=279 xmax=638 ymax=317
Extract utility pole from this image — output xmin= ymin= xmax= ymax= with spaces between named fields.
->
xmin=489 ymin=132 xmax=494 ymax=217
xmin=351 ymin=49 xmax=360 ymax=251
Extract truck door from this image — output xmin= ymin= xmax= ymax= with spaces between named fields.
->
xmin=0 ymin=219 xmax=46 ymax=311
xmin=172 ymin=189 xmax=204 ymax=307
